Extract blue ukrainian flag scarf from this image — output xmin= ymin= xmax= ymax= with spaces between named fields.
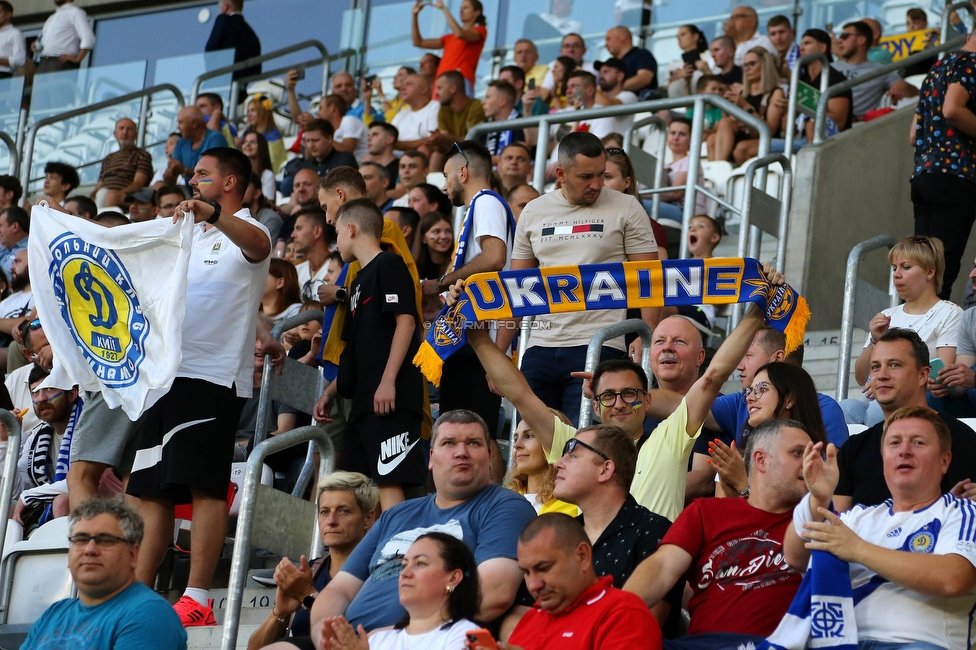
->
xmin=756 ymin=550 xmax=857 ymax=650
xmin=413 ymin=257 xmax=810 ymax=385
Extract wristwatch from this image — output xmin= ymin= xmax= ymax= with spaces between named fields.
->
xmin=302 ymin=594 xmax=316 ymax=610
xmin=334 ymin=286 xmax=348 ymax=303
xmin=205 ymin=201 xmax=221 ymax=224
xmin=739 ymin=486 xmax=751 ymax=498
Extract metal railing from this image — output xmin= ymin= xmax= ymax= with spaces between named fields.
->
xmin=221 ymin=425 xmax=335 ymax=650
xmin=189 ymin=39 xmax=329 ymax=108
xmin=465 ymin=93 xmax=775 ymax=260
xmin=812 ymin=34 xmax=967 ymax=143
xmin=624 ymin=114 xmax=666 ymax=226
xmin=19 ymin=83 xmax=185 ymax=192
xmin=0 ymin=410 xmax=22 ymax=570
xmin=0 ymin=132 xmax=17 ymax=176
xmin=785 ymin=52 xmax=830 ymax=157
xmin=835 ymin=235 xmax=900 ymax=401
xmin=578 ymin=320 xmax=654 ymax=428
xmin=941 ymin=3 xmax=975 ymax=58
xmin=230 ymin=48 xmax=357 ymax=120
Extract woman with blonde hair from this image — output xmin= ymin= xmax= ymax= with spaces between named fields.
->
xmin=506 ymin=409 xmax=578 ymax=516
xmin=845 ymin=235 xmax=962 ymax=426
xmin=262 ymin=258 xmax=303 ymax=327
xmin=708 ymin=47 xmax=785 ymax=164
xmin=238 ymin=94 xmax=287 ymax=173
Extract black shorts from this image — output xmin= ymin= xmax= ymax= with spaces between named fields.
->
xmin=339 ymin=410 xmax=425 ymax=487
xmin=126 ymin=378 xmax=246 ymax=504
xmin=439 ymin=344 xmax=502 ymax=438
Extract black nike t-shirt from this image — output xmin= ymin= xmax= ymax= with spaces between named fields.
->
xmin=836 ymin=412 xmax=976 ymax=506
xmin=337 ymin=251 xmax=424 ymax=422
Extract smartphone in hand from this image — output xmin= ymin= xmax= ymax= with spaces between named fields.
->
xmin=929 ymin=358 xmax=945 ymax=381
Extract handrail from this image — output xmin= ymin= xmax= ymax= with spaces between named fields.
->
xmin=0 ymin=410 xmax=22 ymax=571
xmin=254 ymin=309 xmax=325 ymax=450
xmin=785 ymin=52 xmax=830 ymax=158
xmin=942 ymin=3 xmax=975 ymax=58
xmin=624 ymin=114 xmax=666 ymax=224
xmin=190 ymin=39 xmax=328 ymax=105
xmin=27 ymin=137 xmax=170 ymax=184
xmin=221 ymin=425 xmax=335 ymax=650
xmin=226 ymin=47 xmax=355 ymax=120
xmin=465 ymin=93 xmax=772 ymax=252
xmin=578 ymin=319 xmax=653 ymax=427
xmin=813 ymin=35 xmax=967 ymax=143
xmin=0 ymin=132 xmax=17 ymax=175
xmin=730 ymin=153 xmax=793 ymax=328
xmin=19 ymin=83 xmax=185 ymax=192
xmin=836 ymin=235 xmax=899 ymax=401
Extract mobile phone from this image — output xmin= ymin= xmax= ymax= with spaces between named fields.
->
xmin=682 ymin=50 xmax=701 ymax=65
xmin=365 ymin=74 xmax=377 ymax=85
xmin=929 ymin=358 xmax=945 ymax=381
xmin=573 ymin=88 xmax=583 ymax=102
xmin=528 ymin=77 xmax=536 ymax=91
xmin=294 ymin=68 xmax=306 ymax=81
xmin=465 ymin=629 xmax=499 ymax=650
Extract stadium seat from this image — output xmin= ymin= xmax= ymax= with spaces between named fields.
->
xmin=0 ymin=518 xmax=73 ymax=625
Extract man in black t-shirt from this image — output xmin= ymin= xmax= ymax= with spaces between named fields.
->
xmin=711 ymin=37 xmax=743 ymax=86
xmin=797 ymin=29 xmax=853 ymax=142
xmin=316 ymin=198 xmax=425 ymax=511
xmin=605 ymin=25 xmax=658 ymax=97
xmin=835 ymin=328 xmax=976 ymax=510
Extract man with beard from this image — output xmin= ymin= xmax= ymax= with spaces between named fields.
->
xmin=126 ymin=147 xmax=273 ymax=627
xmin=92 ymin=118 xmax=153 ymax=209
xmin=10 ymin=365 xmax=83 ymax=535
xmin=431 ymin=141 xmax=512 ymax=481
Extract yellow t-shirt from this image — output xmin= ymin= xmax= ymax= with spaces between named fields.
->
xmin=526 ymin=63 xmax=549 ymax=90
xmin=544 ymin=399 xmax=701 ymax=522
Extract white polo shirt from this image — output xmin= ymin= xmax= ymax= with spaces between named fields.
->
xmin=40 ymin=2 xmax=96 ymax=58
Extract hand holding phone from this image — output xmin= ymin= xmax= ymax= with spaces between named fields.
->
xmin=465 ymin=629 xmax=499 ymax=650
xmin=929 ymin=358 xmax=945 ymax=381
xmin=528 ymin=77 xmax=536 ymax=91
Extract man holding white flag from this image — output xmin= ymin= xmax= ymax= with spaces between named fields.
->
xmin=785 ymin=405 xmax=976 ymax=650
xmin=124 ymin=147 xmax=272 ymax=627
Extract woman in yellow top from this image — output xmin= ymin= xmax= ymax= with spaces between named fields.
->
xmin=506 ymin=409 xmax=578 ymax=516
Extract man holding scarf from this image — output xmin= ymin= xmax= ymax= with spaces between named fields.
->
xmin=426 ymin=141 xmax=514 ymax=479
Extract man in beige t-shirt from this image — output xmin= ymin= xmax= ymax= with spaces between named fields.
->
xmin=495 ymin=131 xmax=658 ymax=425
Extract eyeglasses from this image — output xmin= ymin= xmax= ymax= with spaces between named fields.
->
xmin=26 ymin=319 xmax=41 ymax=331
xmin=595 ymin=388 xmax=644 ymax=408
xmin=743 ymin=381 xmax=772 ymax=399
xmin=742 ymin=61 xmax=759 ymax=68
xmin=302 ymin=278 xmax=318 ymax=302
xmin=562 ymin=437 xmax=610 ymax=461
xmin=452 ymin=142 xmax=469 ymax=169
xmin=910 ymin=235 xmax=933 ymax=249
xmin=68 ymin=533 xmax=132 ymax=548
xmin=605 ymin=147 xmax=625 ymax=156
xmin=30 ymin=387 xmax=63 ymax=403
xmin=837 ymin=32 xmax=856 ymax=40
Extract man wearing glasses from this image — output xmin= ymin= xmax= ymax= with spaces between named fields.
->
xmin=453 ymin=262 xmax=785 ymax=522
xmin=722 ymin=5 xmax=776 ymax=66
xmin=23 ymin=497 xmax=187 ymax=649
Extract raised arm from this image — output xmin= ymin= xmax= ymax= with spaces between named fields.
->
xmin=412 ymin=3 xmax=444 ymax=49
xmin=436 ymin=0 xmax=484 ymax=42
xmin=784 ymin=441 xmax=838 ymax=572
xmin=177 ymin=199 xmax=271 ymax=264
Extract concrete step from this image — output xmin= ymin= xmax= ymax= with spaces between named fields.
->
xmin=186 ymin=623 xmax=262 ymax=650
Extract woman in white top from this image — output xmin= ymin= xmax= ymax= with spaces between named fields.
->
xmin=240 ymin=131 xmax=277 ymax=201
xmin=666 ymin=24 xmax=712 ymax=98
xmin=324 ymin=532 xmax=482 ymax=650
xmin=846 ymin=236 xmax=962 ymax=425
xmin=659 ymin=117 xmax=707 ymax=222
xmin=506 ymin=409 xmax=578 ymax=516
xmin=262 ymin=259 xmax=303 ymax=329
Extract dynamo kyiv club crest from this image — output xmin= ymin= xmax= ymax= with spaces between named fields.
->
xmin=49 ymin=233 xmax=149 ymax=388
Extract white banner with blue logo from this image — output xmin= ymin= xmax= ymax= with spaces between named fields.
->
xmin=756 ymin=550 xmax=857 ymax=650
xmin=28 ymin=205 xmax=195 ymax=419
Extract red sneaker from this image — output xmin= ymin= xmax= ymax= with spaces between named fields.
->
xmin=173 ymin=595 xmax=216 ymax=627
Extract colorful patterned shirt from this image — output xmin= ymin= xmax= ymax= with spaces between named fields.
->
xmin=913 ymin=50 xmax=976 ymax=184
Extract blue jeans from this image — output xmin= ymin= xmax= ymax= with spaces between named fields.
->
xmin=664 ymin=633 xmax=765 ymax=650
xmin=657 ymin=201 xmax=685 ymax=222
xmin=858 ymin=641 xmax=947 ymax=650
xmin=839 ymin=398 xmax=884 ymax=427
xmin=520 ymin=345 xmax=625 ymax=427
xmin=771 ymin=136 xmax=807 ymax=154
xmin=927 ymin=389 xmax=976 ymax=418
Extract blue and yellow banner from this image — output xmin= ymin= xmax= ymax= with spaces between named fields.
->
xmin=878 ymin=28 xmax=939 ymax=62
xmin=413 ymin=258 xmax=809 ymax=385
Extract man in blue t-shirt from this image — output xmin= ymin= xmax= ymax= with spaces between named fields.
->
xmin=307 ymin=410 xmax=536 ymax=646
xmin=23 ymin=497 xmax=187 ymax=649
xmin=168 ymin=107 xmax=228 ymax=185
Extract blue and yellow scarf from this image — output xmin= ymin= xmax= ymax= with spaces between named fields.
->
xmin=414 ymin=257 xmax=810 ymax=385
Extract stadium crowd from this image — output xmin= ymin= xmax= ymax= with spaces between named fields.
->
xmin=1 ymin=0 xmax=976 ymax=649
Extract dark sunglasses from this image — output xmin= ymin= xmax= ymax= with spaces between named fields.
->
xmin=562 ymin=437 xmax=610 ymax=461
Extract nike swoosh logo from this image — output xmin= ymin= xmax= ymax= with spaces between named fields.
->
xmin=377 ymin=437 xmax=420 ymax=476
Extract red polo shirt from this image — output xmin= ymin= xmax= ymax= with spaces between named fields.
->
xmin=508 ymin=575 xmax=662 ymax=650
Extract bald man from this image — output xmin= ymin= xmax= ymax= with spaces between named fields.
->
xmin=604 ymin=26 xmax=658 ymax=96
xmin=92 ymin=118 xmax=153 ymax=209
xmin=331 ymin=70 xmax=382 ymax=124
xmin=391 ymin=74 xmax=439 ymax=153
xmin=723 ymin=5 xmax=777 ymax=66
xmin=168 ymin=107 xmax=228 ymax=182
